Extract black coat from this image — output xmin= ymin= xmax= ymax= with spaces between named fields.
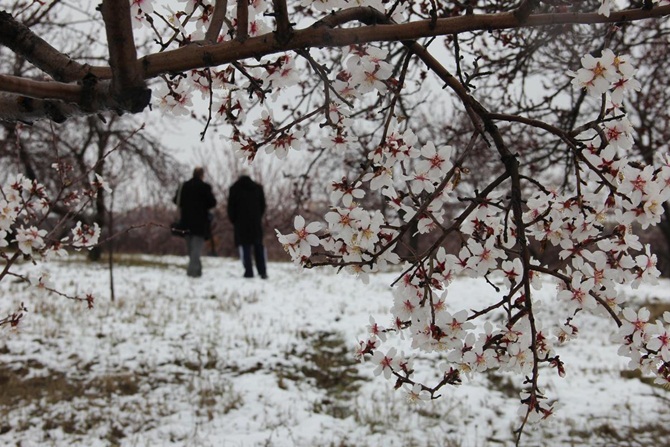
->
xmin=174 ymin=177 xmax=217 ymax=238
xmin=227 ymin=176 xmax=266 ymax=245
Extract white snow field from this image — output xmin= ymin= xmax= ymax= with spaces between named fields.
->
xmin=1 ymin=254 xmax=669 ymax=447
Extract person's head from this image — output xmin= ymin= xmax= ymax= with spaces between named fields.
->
xmin=193 ymin=167 xmax=205 ymax=180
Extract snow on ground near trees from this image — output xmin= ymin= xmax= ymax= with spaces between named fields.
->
xmin=1 ymin=255 xmax=669 ymax=447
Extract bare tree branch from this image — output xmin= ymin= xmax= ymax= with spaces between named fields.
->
xmin=513 ymin=0 xmax=541 ymax=23
xmin=204 ymin=0 xmax=228 ymax=42
xmin=99 ymin=0 xmax=150 ymax=113
xmin=0 ymin=80 xmax=137 ymax=124
xmin=2 ymin=5 xmax=670 ymax=122
xmin=236 ymin=0 xmax=248 ymax=41
xmin=138 ymin=6 xmax=670 ymax=79
xmin=0 ymin=74 xmax=80 ymax=102
xmin=0 ymin=9 xmax=91 ymax=82
xmin=272 ymin=0 xmax=292 ymax=43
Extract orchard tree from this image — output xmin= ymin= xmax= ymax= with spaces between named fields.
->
xmin=0 ymin=2 xmax=182 ymax=262
xmin=2 ymin=0 xmax=670 ymax=442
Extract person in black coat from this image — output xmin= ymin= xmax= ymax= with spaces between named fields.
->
xmin=227 ymin=172 xmax=267 ymax=279
xmin=174 ymin=167 xmax=217 ymax=277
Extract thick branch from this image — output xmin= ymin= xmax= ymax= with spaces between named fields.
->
xmin=272 ymin=0 xmax=292 ymax=43
xmin=3 ymin=5 xmax=670 ymax=122
xmin=0 ymin=80 xmax=132 ymax=124
xmin=513 ymin=0 xmax=541 ymax=23
xmin=0 ymin=74 xmax=80 ymax=102
xmin=0 ymin=10 xmax=91 ymax=82
xmin=236 ymin=0 xmax=248 ymax=41
xmin=137 ymin=6 xmax=670 ymax=79
xmin=0 ymin=92 xmax=81 ymax=123
xmin=99 ymin=0 xmax=150 ymax=113
xmin=204 ymin=0 xmax=228 ymax=42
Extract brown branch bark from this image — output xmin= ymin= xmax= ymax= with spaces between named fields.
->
xmin=137 ymin=6 xmax=670 ymax=79
xmin=0 ymin=10 xmax=91 ymax=82
xmin=204 ymin=0 xmax=228 ymax=42
xmin=513 ymin=0 xmax=541 ymax=23
xmin=0 ymin=80 xmax=126 ymax=124
xmin=2 ymin=5 xmax=670 ymax=122
xmin=99 ymin=0 xmax=150 ymax=113
xmin=0 ymin=93 xmax=79 ymax=123
xmin=236 ymin=0 xmax=248 ymax=41
xmin=272 ymin=0 xmax=292 ymax=43
xmin=0 ymin=74 xmax=80 ymax=102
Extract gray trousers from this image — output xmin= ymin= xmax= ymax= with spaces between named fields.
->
xmin=186 ymin=235 xmax=205 ymax=277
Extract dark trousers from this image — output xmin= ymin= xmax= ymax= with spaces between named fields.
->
xmin=239 ymin=243 xmax=267 ymax=278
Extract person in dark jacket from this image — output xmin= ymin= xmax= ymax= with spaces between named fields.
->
xmin=227 ymin=172 xmax=267 ymax=279
xmin=174 ymin=167 xmax=217 ymax=277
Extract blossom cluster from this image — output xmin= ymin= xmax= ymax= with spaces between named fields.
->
xmin=616 ymin=308 xmax=670 ymax=388
xmin=1 ymin=171 xmax=107 ymax=326
xmin=569 ymin=49 xmax=640 ymax=103
xmin=277 ymin=120 xmax=458 ymax=281
xmin=274 ymin=44 xmax=670 ymax=425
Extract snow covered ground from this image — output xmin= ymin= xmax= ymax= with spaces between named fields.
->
xmin=1 ymin=254 xmax=669 ymax=447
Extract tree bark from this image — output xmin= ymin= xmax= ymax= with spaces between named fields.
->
xmin=99 ymin=0 xmax=151 ymax=114
xmin=2 ymin=5 xmax=670 ymax=123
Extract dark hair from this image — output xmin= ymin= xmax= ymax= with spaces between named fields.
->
xmin=193 ymin=167 xmax=205 ymax=179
